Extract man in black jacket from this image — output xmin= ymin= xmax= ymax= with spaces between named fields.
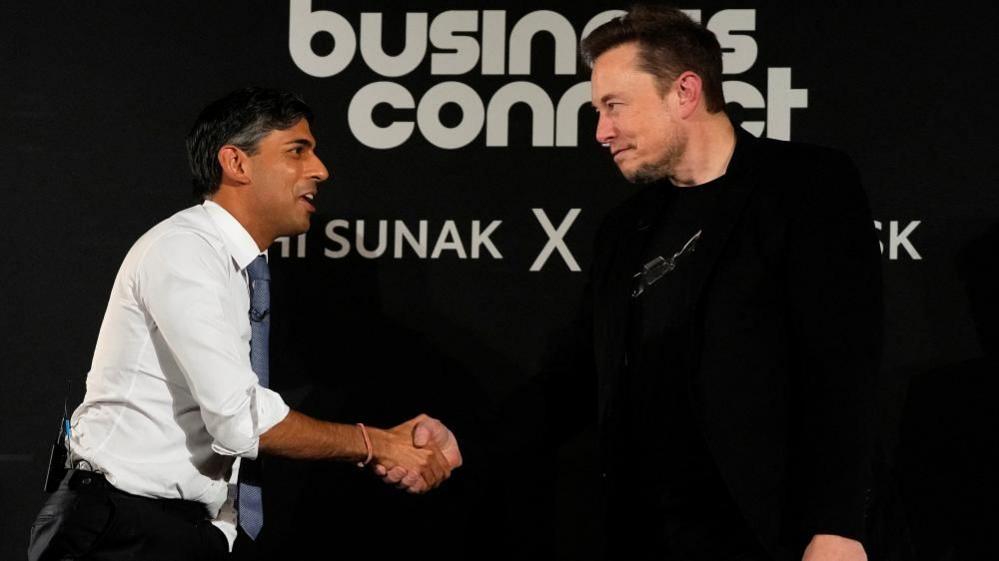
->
xmin=549 ymin=6 xmax=883 ymax=560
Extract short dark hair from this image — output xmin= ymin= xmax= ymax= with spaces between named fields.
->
xmin=580 ymin=5 xmax=726 ymax=113
xmin=186 ymin=87 xmax=314 ymax=199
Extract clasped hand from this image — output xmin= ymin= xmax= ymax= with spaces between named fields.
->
xmin=367 ymin=414 xmax=463 ymax=493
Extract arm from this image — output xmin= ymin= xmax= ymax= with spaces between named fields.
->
xmin=784 ymin=149 xmax=882 ymax=555
xmin=260 ymin=411 xmax=451 ymax=490
xmin=139 ymin=232 xmax=289 ymax=458
xmin=138 ymin=233 xmax=450 ymax=490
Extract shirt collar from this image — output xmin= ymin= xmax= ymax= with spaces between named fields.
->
xmin=201 ymin=200 xmax=266 ymax=271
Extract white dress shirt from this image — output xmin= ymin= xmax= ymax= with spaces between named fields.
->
xmin=68 ymin=200 xmax=290 ymax=549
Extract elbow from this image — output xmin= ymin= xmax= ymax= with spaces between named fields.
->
xmin=203 ymin=404 xmax=261 ymax=458
xmin=210 ymin=431 xmax=260 ymax=459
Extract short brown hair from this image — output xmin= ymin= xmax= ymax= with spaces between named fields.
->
xmin=580 ymin=4 xmax=726 ymax=113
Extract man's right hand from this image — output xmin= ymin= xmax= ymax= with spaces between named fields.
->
xmin=366 ymin=417 xmax=452 ymax=493
xmin=374 ymin=414 xmax=462 ymax=493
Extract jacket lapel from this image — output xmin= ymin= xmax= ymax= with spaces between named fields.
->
xmin=684 ymin=128 xmax=761 ymax=313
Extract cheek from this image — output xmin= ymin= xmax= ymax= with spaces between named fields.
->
xmin=622 ymin=115 xmax=650 ymax=143
xmin=637 ymin=116 xmax=671 ymax=150
xmin=264 ymin=170 xmax=296 ymax=199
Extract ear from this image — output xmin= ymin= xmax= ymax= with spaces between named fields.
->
xmin=217 ymin=145 xmax=253 ymax=186
xmin=674 ymin=71 xmax=703 ymax=118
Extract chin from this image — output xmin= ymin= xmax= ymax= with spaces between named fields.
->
xmin=285 ymin=219 xmax=311 ymax=237
xmin=630 ymin=163 xmax=671 ymax=184
xmin=618 ymin=159 xmax=655 ymax=184
xmin=617 ymin=164 xmax=638 ymax=183
xmin=620 ymin=167 xmax=647 ymax=184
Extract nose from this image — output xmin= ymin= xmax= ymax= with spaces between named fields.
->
xmin=595 ymin=112 xmax=615 ymax=145
xmin=310 ymin=152 xmax=331 ymax=184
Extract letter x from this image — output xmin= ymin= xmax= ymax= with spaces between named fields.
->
xmin=530 ymin=209 xmax=581 ymax=271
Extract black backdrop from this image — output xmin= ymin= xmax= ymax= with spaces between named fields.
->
xmin=2 ymin=2 xmax=996 ymax=559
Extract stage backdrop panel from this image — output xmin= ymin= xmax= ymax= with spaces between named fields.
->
xmin=2 ymin=2 xmax=996 ymax=559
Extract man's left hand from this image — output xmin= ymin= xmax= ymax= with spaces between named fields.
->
xmin=802 ymin=534 xmax=867 ymax=561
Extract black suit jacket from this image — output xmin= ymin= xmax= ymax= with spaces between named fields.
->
xmin=545 ymin=128 xmax=883 ymax=555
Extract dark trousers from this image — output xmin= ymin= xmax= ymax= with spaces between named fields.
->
xmin=604 ymin=511 xmax=773 ymax=561
xmin=229 ymin=526 xmax=267 ymax=561
xmin=28 ymin=469 xmax=230 ymax=561
xmin=602 ymin=476 xmax=774 ymax=561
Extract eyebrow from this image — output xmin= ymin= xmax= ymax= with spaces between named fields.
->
xmin=286 ymin=138 xmax=314 ymax=149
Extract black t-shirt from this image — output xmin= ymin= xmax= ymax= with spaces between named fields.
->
xmin=611 ymin=175 xmax=765 ymax=559
xmin=621 ymin=176 xmax=722 ymax=490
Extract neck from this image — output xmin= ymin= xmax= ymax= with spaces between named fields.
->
xmin=669 ymin=113 xmax=737 ymax=187
xmin=209 ymin=188 xmax=273 ymax=252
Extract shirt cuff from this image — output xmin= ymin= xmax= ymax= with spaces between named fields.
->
xmin=247 ymin=386 xmax=290 ymax=459
xmin=209 ymin=385 xmax=290 ymax=459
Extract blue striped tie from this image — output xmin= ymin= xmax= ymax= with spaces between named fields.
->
xmin=238 ymin=255 xmax=270 ymax=540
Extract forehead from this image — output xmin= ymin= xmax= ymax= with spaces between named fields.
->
xmin=592 ymin=42 xmax=642 ymax=73
xmin=590 ymin=42 xmax=658 ymax=98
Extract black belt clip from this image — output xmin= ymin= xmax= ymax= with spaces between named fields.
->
xmin=67 ymin=468 xmax=108 ymax=490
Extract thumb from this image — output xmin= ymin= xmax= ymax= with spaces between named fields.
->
xmin=413 ymin=422 xmax=431 ymax=447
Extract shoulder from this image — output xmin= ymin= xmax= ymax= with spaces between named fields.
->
xmin=749 ymin=135 xmax=858 ymax=177
xmin=128 ymin=205 xmax=229 ymax=273
xmin=748 ymin=137 xmax=868 ymax=218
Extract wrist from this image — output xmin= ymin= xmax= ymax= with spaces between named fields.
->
xmin=365 ymin=426 xmax=391 ymax=463
xmin=355 ymin=423 xmax=373 ymax=468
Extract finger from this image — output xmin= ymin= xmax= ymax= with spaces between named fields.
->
xmin=401 ymin=413 xmax=429 ymax=434
xmin=436 ymin=444 xmax=453 ymax=478
xmin=413 ymin=423 xmax=431 ymax=448
xmin=402 ymin=470 xmax=421 ymax=486
xmin=380 ymin=467 xmax=404 ymax=484
xmin=426 ymin=418 xmax=450 ymax=447
xmin=426 ymin=447 xmax=449 ymax=486
xmin=420 ymin=452 xmax=442 ymax=487
xmin=400 ymin=470 xmax=423 ymax=492
xmin=408 ymin=474 xmax=429 ymax=494
xmin=443 ymin=429 xmax=463 ymax=468
xmin=385 ymin=466 xmax=407 ymax=484
xmin=429 ymin=423 xmax=462 ymax=468
xmin=374 ymin=464 xmax=387 ymax=477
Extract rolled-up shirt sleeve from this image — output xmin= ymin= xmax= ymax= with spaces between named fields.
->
xmin=136 ymin=231 xmax=289 ymax=459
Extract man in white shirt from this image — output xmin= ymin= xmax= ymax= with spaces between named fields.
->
xmin=27 ymin=87 xmax=461 ymax=561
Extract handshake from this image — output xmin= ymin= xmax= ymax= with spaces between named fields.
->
xmin=361 ymin=414 xmax=462 ymax=493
